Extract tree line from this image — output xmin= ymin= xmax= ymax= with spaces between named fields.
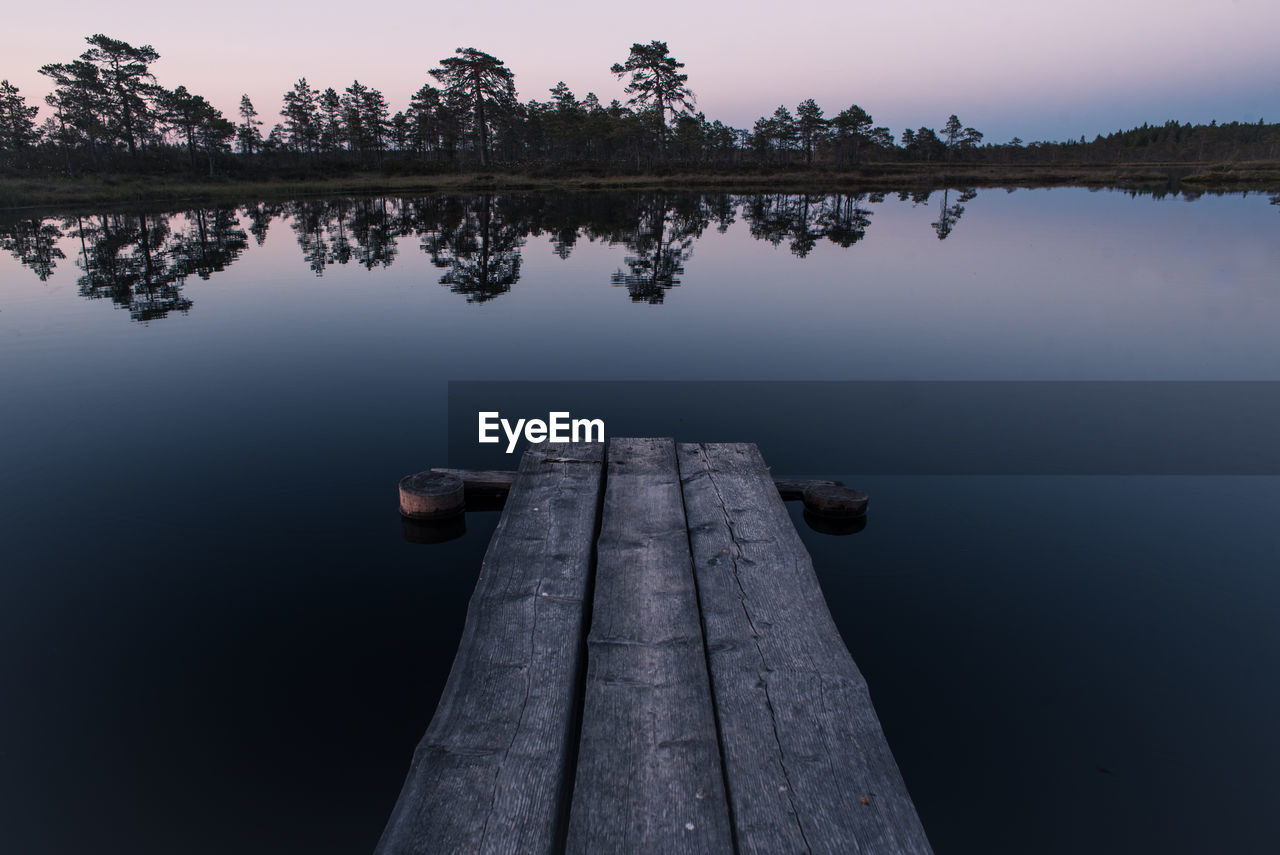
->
xmin=2 ymin=34 xmax=1278 ymax=177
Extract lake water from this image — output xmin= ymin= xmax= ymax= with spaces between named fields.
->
xmin=2 ymin=187 xmax=1278 ymax=854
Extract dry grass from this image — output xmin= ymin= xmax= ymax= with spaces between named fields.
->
xmin=3 ymin=161 xmax=1278 ymax=210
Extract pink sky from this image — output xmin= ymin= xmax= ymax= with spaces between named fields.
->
xmin=2 ymin=0 xmax=1277 ymax=143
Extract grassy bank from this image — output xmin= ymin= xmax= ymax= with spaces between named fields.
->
xmin=3 ymin=161 xmax=1279 ymax=210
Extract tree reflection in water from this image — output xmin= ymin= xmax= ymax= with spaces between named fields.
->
xmin=1 ymin=217 xmax=65 ymax=281
xmin=421 ymin=195 xmax=524 ymax=303
xmin=1 ymin=189 xmax=1008 ymax=320
xmin=931 ymin=188 xmax=978 ymax=240
xmin=56 ymin=209 xmax=247 ymax=322
xmin=607 ymin=194 xmax=716 ymax=303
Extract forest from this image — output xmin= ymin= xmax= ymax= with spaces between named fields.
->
xmin=1 ymin=34 xmax=1279 ymax=183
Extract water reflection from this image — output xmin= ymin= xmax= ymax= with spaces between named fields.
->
xmin=423 ymin=196 xmax=524 ymax=302
xmin=931 ymin=188 xmax=977 ymax=240
xmin=608 ymin=194 xmax=721 ymax=303
xmin=1 ymin=217 xmax=65 ymax=281
xmin=0 ymin=187 xmax=1255 ymax=320
xmin=65 ymin=210 xmax=248 ymax=321
xmin=744 ymin=192 xmax=877 ymax=256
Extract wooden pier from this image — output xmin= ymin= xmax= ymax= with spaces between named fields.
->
xmin=377 ymin=439 xmax=931 ymax=855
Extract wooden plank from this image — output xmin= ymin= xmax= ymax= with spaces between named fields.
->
xmin=772 ymin=477 xmax=844 ymax=501
xmin=566 ymin=438 xmax=734 ymax=855
xmin=678 ymin=442 xmax=933 ymax=855
xmin=376 ymin=442 xmax=605 ymax=855
xmin=428 ymin=468 xmax=518 ymax=500
xmin=430 ymin=467 xmax=836 ymax=503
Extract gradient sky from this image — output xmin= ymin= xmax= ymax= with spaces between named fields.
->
xmin=3 ymin=0 xmax=1277 ymax=144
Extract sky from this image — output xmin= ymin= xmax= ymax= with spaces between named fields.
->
xmin=2 ymin=0 xmax=1277 ymax=144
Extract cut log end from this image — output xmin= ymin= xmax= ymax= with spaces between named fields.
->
xmin=802 ymin=484 xmax=869 ymax=519
xmin=399 ymin=471 xmax=465 ymax=520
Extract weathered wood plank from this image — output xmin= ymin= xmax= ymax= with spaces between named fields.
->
xmin=772 ymin=477 xmax=844 ymax=501
xmin=376 ymin=442 xmax=605 ymax=855
xmin=428 ymin=468 xmax=518 ymax=500
xmin=566 ymin=438 xmax=734 ymax=855
xmin=678 ymin=442 xmax=933 ymax=855
xmin=429 ymin=467 xmax=837 ymax=503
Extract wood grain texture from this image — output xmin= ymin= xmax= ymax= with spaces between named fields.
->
xmin=678 ymin=442 xmax=933 ymax=855
xmin=430 ymin=468 xmax=833 ymax=503
xmin=376 ymin=442 xmax=605 ymax=855
xmin=429 ymin=468 xmax=519 ymax=500
xmin=801 ymin=483 xmax=870 ymax=518
xmin=399 ymin=471 xmax=466 ymax=519
xmin=772 ymin=478 xmax=845 ymax=501
xmin=566 ymin=438 xmax=734 ymax=855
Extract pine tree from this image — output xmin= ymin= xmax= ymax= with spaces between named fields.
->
xmin=430 ymin=47 xmax=517 ymax=167
xmin=771 ymin=105 xmax=798 ymax=154
xmin=80 ymin=34 xmax=161 ymax=157
xmin=281 ymin=78 xmax=320 ymax=153
xmin=236 ymin=95 xmax=261 ymax=154
xmin=360 ymin=85 xmax=390 ymax=157
xmin=318 ymin=88 xmax=342 ymax=152
xmin=341 ymin=81 xmax=370 ymax=152
xmin=610 ymin=41 xmax=694 ymax=158
xmin=0 ymin=80 xmax=40 ymax=153
xmin=407 ymin=84 xmax=442 ymax=154
xmin=159 ymin=85 xmax=204 ymax=167
xmin=794 ymin=99 xmax=827 ymax=165
xmin=830 ymin=104 xmax=873 ymax=164
xmin=39 ymin=57 xmax=106 ymax=168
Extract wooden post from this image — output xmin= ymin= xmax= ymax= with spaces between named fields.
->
xmin=399 ymin=471 xmax=465 ymax=520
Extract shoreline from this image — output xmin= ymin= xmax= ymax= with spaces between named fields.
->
xmin=2 ymin=161 xmax=1278 ymax=211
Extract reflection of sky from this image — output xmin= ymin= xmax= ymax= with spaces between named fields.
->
xmin=3 ymin=0 xmax=1277 ymax=142
xmin=3 ymin=189 xmax=1277 ymax=390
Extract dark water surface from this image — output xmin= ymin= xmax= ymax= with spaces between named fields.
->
xmin=2 ymin=188 xmax=1278 ymax=854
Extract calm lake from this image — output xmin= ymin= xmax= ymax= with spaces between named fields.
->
xmin=2 ymin=187 xmax=1278 ymax=854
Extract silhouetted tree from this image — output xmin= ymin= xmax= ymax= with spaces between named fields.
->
xmin=795 ymin=99 xmax=827 ymax=165
xmin=39 ymin=58 xmax=107 ymax=168
xmin=906 ymin=126 xmax=945 ymax=162
xmin=830 ymin=104 xmax=873 ymax=164
xmin=430 ymin=48 xmax=517 ymax=168
xmin=194 ymin=106 xmax=234 ymax=175
xmin=341 ymin=80 xmax=371 ymax=153
xmin=281 ymin=78 xmax=320 ymax=153
xmin=160 ymin=86 xmax=205 ymax=167
xmin=0 ymin=80 xmax=40 ymax=156
xmin=751 ymin=106 xmax=798 ymax=162
xmin=78 ymin=34 xmax=161 ymax=158
xmin=943 ymin=114 xmax=982 ymax=163
xmin=610 ymin=41 xmax=694 ymax=158
xmin=236 ymin=95 xmax=261 ymax=154
xmin=545 ymin=81 xmax=587 ymax=160
xmin=360 ymin=84 xmax=391 ymax=158
xmin=391 ymin=111 xmax=408 ymax=151
xmin=317 ymin=87 xmax=343 ymax=152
